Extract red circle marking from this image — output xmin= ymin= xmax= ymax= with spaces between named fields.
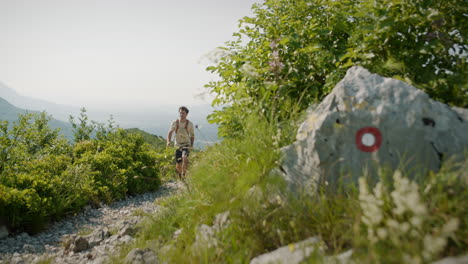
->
xmin=355 ymin=127 xmax=382 ymax=152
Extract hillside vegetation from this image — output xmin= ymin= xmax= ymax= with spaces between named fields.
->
xmin=0 ymin=109 xmax=172 ymax=234
xmin=0 ymin=97 xmax=74 ymax=140
xmin=125 ymin=128 xmax=167 ymax=150
xmin=117 ymin=0 xmax=467 ymax=263
xmin=206 ymin=0 xmax=466 ymax=137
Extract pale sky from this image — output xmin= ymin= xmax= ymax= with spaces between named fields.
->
xmin=0 ymin=0 xmax=259 ymax=109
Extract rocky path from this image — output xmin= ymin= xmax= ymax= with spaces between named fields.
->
xmin=0 ymin=180 xmax=184 ymax=264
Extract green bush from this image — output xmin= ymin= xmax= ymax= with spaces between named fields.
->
xmin=0 ymin=155 xmax=96 ymax=232
xmin=0 ymin=112 xmax=164 ymax=233
xmin=73 ymin=129 xmax=161 ymax=202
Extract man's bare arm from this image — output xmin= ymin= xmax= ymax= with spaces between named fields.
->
xmin=167 ymin=130 xmax=173 ymax=147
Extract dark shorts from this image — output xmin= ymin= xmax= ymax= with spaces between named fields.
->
xmin=175 ymin=147 xmax=190 ymax=163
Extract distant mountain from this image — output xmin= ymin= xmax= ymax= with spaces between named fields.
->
xmin=0 ymin=81 xmax=219 ymax=147
xmin=0 ymin=81 xmax=81 ymax=122
xmin=0 ymin=97 xmax=23 ymax=121
xmin=0 ymin=97 xmax=74 ymax=140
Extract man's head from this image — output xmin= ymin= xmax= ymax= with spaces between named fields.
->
xmin=179 ymin=106 xmax=189 ymax=119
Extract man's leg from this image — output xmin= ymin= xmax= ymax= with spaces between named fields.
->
xmin=181 ymin=147 xmax=190 ymax=177
xmin=182 ymin=156 xmax=188 ymax=176
xmin=175 ymin=148 xmax=183 ymax=179
xmin=176 ymin=162 xmax=182 ymax=176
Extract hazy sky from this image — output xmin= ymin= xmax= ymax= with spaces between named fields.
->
xmin=0 ymin=0 xmax=259 ymax=109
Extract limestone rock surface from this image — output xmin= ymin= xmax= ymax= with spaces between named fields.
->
xmin=280 ymin=66 xmax=468 ymax=194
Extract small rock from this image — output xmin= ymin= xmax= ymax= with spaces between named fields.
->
xmin=119 ymin=235 xmax=135 ymax=245
xmin=192 ymin=224 xmax=217 ymax=250
xmin=71 ymin=236 xmax=89 ymax=253
xmin=91 ymin=255 xmax=111 ymax=264
xmin=250 ymin=237 xmax=322 ymax=264
xmin=22 ymin=243 xmax=36 ymax=253
xmin=213 ymin=211 xmax=230 ymax=233
xmin=45 ymin=244 xmax=59 ymax=253
xmin=86 ymin=228 xmax=111 ymax=247
xmin=432 ymin=254 xmax=468 ymax=264
xmin=10 ymin=256 xmax=26 ymax=264
xmin=247 ymin=186 xmax=264 ymax=203
xmin=124 ymin=248 xmax=159 ymax=264
xmin=173 ymin=228 xmax=183 ymax=240
xmin=107 ymin=234 xmax=120 ymax=245
xmin=118 ymin=225 xmax=139 ymax=237
xmin=323 ymin=249 xmax=353 ymax=264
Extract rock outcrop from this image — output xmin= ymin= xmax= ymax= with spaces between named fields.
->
xmin=279 ymin=66 xmax=468 ymax=195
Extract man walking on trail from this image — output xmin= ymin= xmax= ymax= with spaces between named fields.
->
xmin=167 ymin=106 xmax=195 ymax=179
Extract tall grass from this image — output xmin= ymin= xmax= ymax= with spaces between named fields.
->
xmin=119 ymin=113 xmax=467 ymax=263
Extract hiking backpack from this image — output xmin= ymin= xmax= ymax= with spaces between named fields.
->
xmin=175 ymin=119 xmax=190 ymax=135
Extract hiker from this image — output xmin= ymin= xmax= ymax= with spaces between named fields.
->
xmin=166 ymin=106 xmax=195 ymax=179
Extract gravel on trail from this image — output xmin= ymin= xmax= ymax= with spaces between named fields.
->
xmin=0 ymin=180 xmax=184 ymax=264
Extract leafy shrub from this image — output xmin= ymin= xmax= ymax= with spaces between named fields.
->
xmin=0 ymin=153 xmax=96 ymax=232
xmin=206 ymin=0 xmax=467 ymax=137
xmin=73 ymin=129 xmax=161 ymax=202
xmin=0 ymin=111 xmax=164 ymax=233
xmin=126 ymin=128 xmax=167 ymax=150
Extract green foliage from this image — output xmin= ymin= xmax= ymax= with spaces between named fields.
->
xmin=0 ymin=111 xmax=165 ymax=233
xmin=125 ymin=128 xmax=167 ymax=150
xmin=153 ymin=147 xmax=177 ymax=182
xmin=0 ymin=112 xmax=71 ymax=176
xmin=343 ymin=0 xmax=467 ymax=107
xmin=206 ymin=0 xmax=467 ymax=136
xmin=0 ymin=113 xmax=89 ymax=232
xmin=69 ymin=107 xmax=95 ymax=142
xmin=74 ymin=129 xmax=161 ymax=202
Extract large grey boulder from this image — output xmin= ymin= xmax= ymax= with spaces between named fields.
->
xmin=280 ymin=66 xmax=468 ymax=195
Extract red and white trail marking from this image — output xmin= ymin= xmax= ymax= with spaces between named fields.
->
xmin=355 ymin=127 xmax=382 ymax=152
